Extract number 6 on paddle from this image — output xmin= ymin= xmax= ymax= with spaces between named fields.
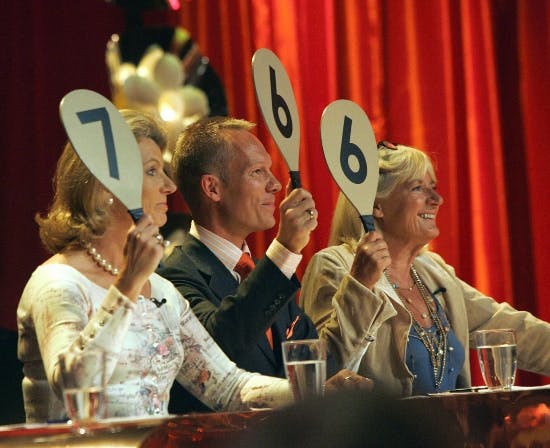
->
xmin=320 ymin=100 xmax=378 ymax=232
xmin=252 ymin=48 xmax=301 ymax=188
xmin=59 ymin=89 xmax=144 ymax=221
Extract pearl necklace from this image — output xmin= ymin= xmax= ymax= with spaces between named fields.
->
xmin=83 ymin=242 xmax=120 ymax=276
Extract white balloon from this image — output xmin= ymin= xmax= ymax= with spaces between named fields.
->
xmin=154 ymin=53 xmax=185 ymax=90
xmin=178 ymin=86 xmax=208 ymax=117
xmin=137 ymin=45 xmax=164 ymax=79
xmin=114 ymin=63 xmax=136 ymax=87
xmin=122 ymin=74 xmax=160 ymax=105
xmin=158 ymin=90 xmax=184 ymax=122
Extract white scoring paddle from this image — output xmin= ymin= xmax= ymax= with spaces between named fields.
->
xmin=321 ymin=99 xmax=379 ymax=371
xmin=320 ymin=99 xmax=379 ymax=232
xmin=59 ymin=89 xmax=144 ymax=221
xmin=252 ymin=48 xmax=301 ymax=188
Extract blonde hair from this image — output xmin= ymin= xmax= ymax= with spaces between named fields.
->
xmin=328 ymin=144 xmax=436 ymax=249
xmin=36 ymin=109 xmax=167 ymax=254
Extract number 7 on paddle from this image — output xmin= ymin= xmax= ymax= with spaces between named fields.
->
xmin=59 ymin=89 xmax=144 ymax=221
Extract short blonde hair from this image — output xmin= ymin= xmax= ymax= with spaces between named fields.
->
xmin=36 ymin=109 xmax=167 ymax=254
xmin=328 ymin=144 xmax=436 ymax=248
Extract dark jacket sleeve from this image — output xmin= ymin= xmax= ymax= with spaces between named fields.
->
xmin=157 ymin=245 xmax=300 ymax=362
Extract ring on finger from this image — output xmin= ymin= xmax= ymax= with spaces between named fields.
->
xmin=154 ymin=234 xmax=171 ymax=248
xmin=306 ymin=209 xmax=315 ymax=220
xmin=344 ymin=375 xmax=352 ymax=381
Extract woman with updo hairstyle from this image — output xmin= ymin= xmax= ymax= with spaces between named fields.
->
xmin=301 ymin=141 xmax=550 ymax=396
xmin=36 ymin=111 xmax=168 ymax=254
xmin=18 ymin=109 xmax=292 ymax=423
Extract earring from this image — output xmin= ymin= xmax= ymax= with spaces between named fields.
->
xmin=107 ymin=197 xmax=114 ymax=206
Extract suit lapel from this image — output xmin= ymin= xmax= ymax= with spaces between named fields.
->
xmin=183 ymin=236 xmax=239 ymax=305
xmin=184 ymin=236 xmax=278 ymax=367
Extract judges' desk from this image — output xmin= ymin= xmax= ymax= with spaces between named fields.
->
xmin=3 ymin=388 xmax=550 ymax=447
xmin=0 ymin=411 xmax=272 ymax=448
xmin=409 ymin=385 xmax=550 ymax=447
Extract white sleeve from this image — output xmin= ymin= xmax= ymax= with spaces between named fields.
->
xmin=175 ymin=304 xmax=293 ymax=411
xmin=31 ymin=277 xmax=134 ymax=397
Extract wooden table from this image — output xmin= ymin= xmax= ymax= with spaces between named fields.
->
xmin=409 ymin=386 xmax=550 ymax=447
xmin=3 ymin=388 xmax=550 ymax=447
xmin=0 ymin=411 xmax=272 ymax=448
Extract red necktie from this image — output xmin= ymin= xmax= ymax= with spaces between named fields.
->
xmin=234 ymin=253 xmax=274 ymax=350
xmin=234 ymin=252 xmax=255 ymax=281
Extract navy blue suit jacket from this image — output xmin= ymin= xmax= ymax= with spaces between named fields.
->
xmin=157 ymin=235 xmax=327 ymax=413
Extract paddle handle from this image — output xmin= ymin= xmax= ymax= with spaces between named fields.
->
xmin=128 ymin=208 xmax=144 ymax=222
xmin=360 ymin=215 xmax=375 ymax=232
xmin=289 ymin=170 xmax=301 ymax=189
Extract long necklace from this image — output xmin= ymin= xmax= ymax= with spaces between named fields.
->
xmin=82 ymin=241 xmax=120 ymax=276
xmin=387 ymin=266 xmax=449 ymax=389
xmin=384 ymin=267 xmax=415 ymax=291
xmin=385 ymin=268 xmax=430 ymax=319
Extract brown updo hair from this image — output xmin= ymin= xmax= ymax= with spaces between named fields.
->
xmin=36 ymin=109 xmax=167 ymax=253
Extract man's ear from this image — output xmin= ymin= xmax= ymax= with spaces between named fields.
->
xmin=200 ymin=174 xmax=222 ymax=202
xmin=373 ymin=203 xmax=383 ymax=218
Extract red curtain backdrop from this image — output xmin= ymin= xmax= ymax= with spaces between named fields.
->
xmin=3 ymin=0 xmax=550 ymax=386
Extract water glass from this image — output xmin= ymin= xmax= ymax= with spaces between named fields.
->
xmin=282 ymin=339 xmax=327 ymax=401
xmin=58 ymin=349 xmax=107 ymax=433
xmin=475 ymin=329 xmax=517 ymax=390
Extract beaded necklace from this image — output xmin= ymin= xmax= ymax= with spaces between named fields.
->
xmin=386 ymin=265 xmax=450 ymax=389
xmin=82 ymin=241 xmax=120 ymax=276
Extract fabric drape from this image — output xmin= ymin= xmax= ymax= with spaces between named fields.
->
xmin=4 ymin=0 xmax=550 ymax=386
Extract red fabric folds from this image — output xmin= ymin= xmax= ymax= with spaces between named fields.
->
xmin=4 ymin=0 xmax=550 ymax=386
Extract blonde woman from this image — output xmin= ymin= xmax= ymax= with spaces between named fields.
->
xmin=301 ymin=142 xmax=550 ymax=396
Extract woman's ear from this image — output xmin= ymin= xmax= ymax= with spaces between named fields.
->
xmin=200 ymin=174 xmax=222 ymax=202
xmin=373 ymin=203 xmax=383 ymax=218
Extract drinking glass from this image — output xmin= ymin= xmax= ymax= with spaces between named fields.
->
xmin=58 ymin=349 xmax=107 ymax=434
xmin=282 ymin=339 xmax=326 ymax=401
xmin=475 ymin=329 xmax=517 ymax=390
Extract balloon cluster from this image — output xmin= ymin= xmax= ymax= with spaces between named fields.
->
xmin=106 ymin=34 xmax=210 ymax=160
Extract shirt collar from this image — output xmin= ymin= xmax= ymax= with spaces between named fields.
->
xmin=189 ymin=221 xmax=251 ymax=273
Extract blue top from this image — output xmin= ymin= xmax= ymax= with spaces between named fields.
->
xmin=405 ymin=297 xmax=465 ymax=395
